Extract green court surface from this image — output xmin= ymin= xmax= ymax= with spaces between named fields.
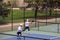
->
xmin=31 ymin=24 xmax=60 ymax=33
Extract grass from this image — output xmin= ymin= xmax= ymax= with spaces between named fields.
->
xmin=6 ymin=9 xmax=60 ymax=23
xmin=0 ymin=9 xmax=60 ymax=23
xmin=6 ymin=10 xmax=35 ymax=23
xmin=7 ymin=19 xmax=24 ymax=23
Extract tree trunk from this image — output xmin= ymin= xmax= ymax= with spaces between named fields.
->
xmin=35 ymin=6 xmax=38 ymax=19
xmin=49 ymin=8 xmax=52 ymax=16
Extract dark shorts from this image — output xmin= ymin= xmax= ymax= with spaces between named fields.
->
xmin=25 ymin=27 xmax=29 ymax=29
xmin=17 ymin=32 xmax=21 ymax=35
xmin=23 ymin=26 xmax=30 ymax=31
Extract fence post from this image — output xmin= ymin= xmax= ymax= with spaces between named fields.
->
xmin=38 ymin=22 xmax=39 ymax=31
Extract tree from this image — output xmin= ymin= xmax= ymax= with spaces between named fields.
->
xmin=0 ymin=1 xmax=11 ymax=19
xmin=25 ymin=0 xmax=40 ymax=19
xmin=24 ymin=0 xmax=60 ymax=18
xmin=0 ymin=0 xmax=3 ymax=2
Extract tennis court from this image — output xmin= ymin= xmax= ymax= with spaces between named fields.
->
xmin=0 ymin=33 xmax=60 ymax=40
xmin=30 ymin=22 xmax=60 ymax=33
xmin=0 ymin=20 xmax=60 ymax=40
xmin=0 ymin=28 xmax=60 ymax=40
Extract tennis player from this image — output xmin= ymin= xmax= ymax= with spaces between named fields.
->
xmin=17 ymin=24 xmax=23 ymax=37
xmin=23 ymin=19 xmax=30 ymax=31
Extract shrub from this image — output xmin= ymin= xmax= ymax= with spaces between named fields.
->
xmin=0 ymin=17 xmax=8 ymax=25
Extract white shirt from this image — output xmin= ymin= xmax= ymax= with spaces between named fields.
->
xmin=17 ymin=26 xmax=22 ymax=32
xmin=25 ymin=21 xmax=30 ymax=27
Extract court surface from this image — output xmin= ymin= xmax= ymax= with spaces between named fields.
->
xmin=1 ymin=34 xmax=60 ymax=40
xmin=31 ymin=24 xmax=60 ymax=33
xmin=0 ymin=22 xmax=60 ymax=40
